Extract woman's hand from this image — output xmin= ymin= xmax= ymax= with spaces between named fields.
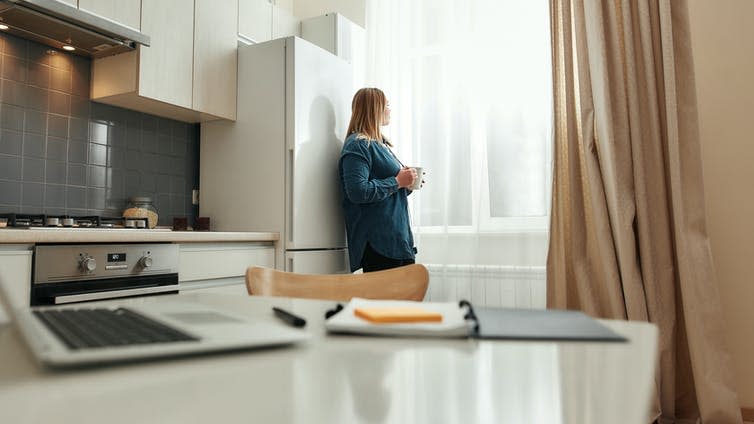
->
xmin=395 ymin=167 xmax=417 ymax=188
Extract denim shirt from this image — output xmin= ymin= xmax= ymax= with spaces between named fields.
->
xmin=339 ymin=133 xmax=415 ymax=272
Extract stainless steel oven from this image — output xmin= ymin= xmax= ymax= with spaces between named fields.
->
xmin=31 ymin=243 xmax=179 ymax=305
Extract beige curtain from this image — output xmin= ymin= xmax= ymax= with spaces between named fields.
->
xmin=547 ymin=0 xmax=741 ymax=422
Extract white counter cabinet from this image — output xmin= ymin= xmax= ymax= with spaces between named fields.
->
xmin=0 ymin=245 xmax=33 ymax=324
xmin=178 ymin=242 xmax=275 ymax=295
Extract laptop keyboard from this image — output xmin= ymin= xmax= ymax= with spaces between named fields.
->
xmin=33 ymin=308 xmax=199 ymax=350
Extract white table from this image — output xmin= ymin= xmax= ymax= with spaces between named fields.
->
xmin=0 ymin=293 xmax=657 ymax=424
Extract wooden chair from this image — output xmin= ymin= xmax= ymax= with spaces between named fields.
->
xmin=245 ymin=264 xmax=429 ymax=301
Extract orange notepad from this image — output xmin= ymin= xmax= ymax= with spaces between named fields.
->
xmin=354 ymin=307 xmax=443 ymax=324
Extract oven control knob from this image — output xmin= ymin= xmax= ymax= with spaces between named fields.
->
xmin=138 ymin=256 xmax=153 ymax=269
xmin=79 ymin=257 xmax=96 ymax=272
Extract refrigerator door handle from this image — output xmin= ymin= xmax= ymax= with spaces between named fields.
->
xmin=287 ymin=147 xmax=295 ymax=244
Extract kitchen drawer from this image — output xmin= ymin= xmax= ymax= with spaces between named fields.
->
xmin=179 ymin=243 xmax=274 ymax=282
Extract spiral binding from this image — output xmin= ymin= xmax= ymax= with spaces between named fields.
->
xmin=459 ymin=299 xmax=479 ymax=333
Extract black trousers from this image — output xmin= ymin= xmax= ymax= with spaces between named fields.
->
xmin=362 ymin=243 xmax=415 ymax=273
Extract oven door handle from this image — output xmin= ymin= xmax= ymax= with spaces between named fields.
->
xmin=53 ymin=285 xmax=179 ymax=304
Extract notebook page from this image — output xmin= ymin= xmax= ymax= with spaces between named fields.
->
xmin=325 ymin=298 xmax=471 ymax=338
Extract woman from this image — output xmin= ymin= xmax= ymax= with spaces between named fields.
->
xmin=339 ymin=88 xmax=419 ymax=273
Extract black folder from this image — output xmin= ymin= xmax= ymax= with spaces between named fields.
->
xmin=460 ymin=300 xmax=627 ymax=342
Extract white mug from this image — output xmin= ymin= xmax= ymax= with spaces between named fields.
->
xmin=409 ymin=166 xmax=424 ymax=190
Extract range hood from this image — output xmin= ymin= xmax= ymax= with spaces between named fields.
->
xmin=0 ymin=0 xmax=149 ymax=58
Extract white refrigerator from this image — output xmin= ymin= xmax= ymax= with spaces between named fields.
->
xmin=200 ymin=37 xmax=352 ymax=274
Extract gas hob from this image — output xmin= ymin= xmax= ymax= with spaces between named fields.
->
xmin=0 ymin=213 xmax=150 ymax=229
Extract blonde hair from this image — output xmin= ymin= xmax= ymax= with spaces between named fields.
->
xmin=346 ymin=87 xmax=392 ymax=146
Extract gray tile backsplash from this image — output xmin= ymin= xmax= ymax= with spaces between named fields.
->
xmin=0 ymin=33 xmax=199 ymax=226
xmin=0 ymin=129 xmax=22 ymax=154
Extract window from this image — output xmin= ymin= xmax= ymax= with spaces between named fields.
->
xmin=366 ymin=0 xmax=553 ymax=233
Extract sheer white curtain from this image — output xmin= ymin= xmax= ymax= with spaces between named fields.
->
xmin=364 ymin=0 xmax=553 ymax=305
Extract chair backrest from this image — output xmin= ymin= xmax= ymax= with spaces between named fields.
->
xmin=245 ymin=264 xmax=429 ymax=301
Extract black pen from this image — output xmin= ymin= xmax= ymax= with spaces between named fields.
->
xmin=272 ymin=307 xmax=307 ymax=328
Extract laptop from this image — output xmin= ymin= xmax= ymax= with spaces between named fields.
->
xmin=10 ymin=298 xmax=309 ymax=367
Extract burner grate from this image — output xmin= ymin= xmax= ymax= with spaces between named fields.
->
xmin=0 ymin=214 xmax=149 ymax=229
xmin=0 ymin=213 xmax=45 ymax=227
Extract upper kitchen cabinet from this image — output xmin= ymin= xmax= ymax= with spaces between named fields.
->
xmin=238 ymin=0 xmax=272 ymax=44
xmin=194 ymin=0 xmax=237 ymax=120
xmin=78 ymin=0 xmax=142 ymax=30
xmin=301 ymin=13 xmax=365 ymax=91
xmin=238 ymin=0 xmax=298 ymax=45
xmin=138 ymin=0 xmax=193 ymax=109
xmin=301 ymin=13 xmax=364 ymax=65
xmin=272 ymin=3 xmax=299 ymax=39
xmin=91 ymin=0 xmax=237 ymax=122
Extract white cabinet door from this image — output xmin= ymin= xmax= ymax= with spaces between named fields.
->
xmin=194 ymin=0 xmax=238 ymax=120
xmin=139 ymin=0 xmax=194 ymax=108
xmin=78 ymin=0 xmax=142 ymax=30
xmin=238 ymin=0 xmax=272 ymax=43
xmin=0 ymin=246 xmax=33 ymax=324
xmin=301 ymin=14 xmax=337 ymax=55
xmin=178 ymin=243 xmax=274 ymax=296
xmin=91 ymin=0 xmax=238 ymax=122
xmin=301 ymin=13 xmax=366 ymax=92
xmin=272 ymin=4 xmax=299 ymax=39
xmin=179 ymin=243 xmax=275 ymax=282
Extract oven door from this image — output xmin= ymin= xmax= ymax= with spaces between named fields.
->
xmin=31 ymin=273 xmax=179 ymax=305
xmin=31 ymin=243 xmax=181 ymax=306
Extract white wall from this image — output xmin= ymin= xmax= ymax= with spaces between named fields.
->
xmin=688 ymin=0 xmax=754 ymax=410
xmin=294 ymin=0 xmax=365 ymax=27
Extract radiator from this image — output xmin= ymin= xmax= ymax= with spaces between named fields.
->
xmin=424 ymin=264 xmax=547 ymax=309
